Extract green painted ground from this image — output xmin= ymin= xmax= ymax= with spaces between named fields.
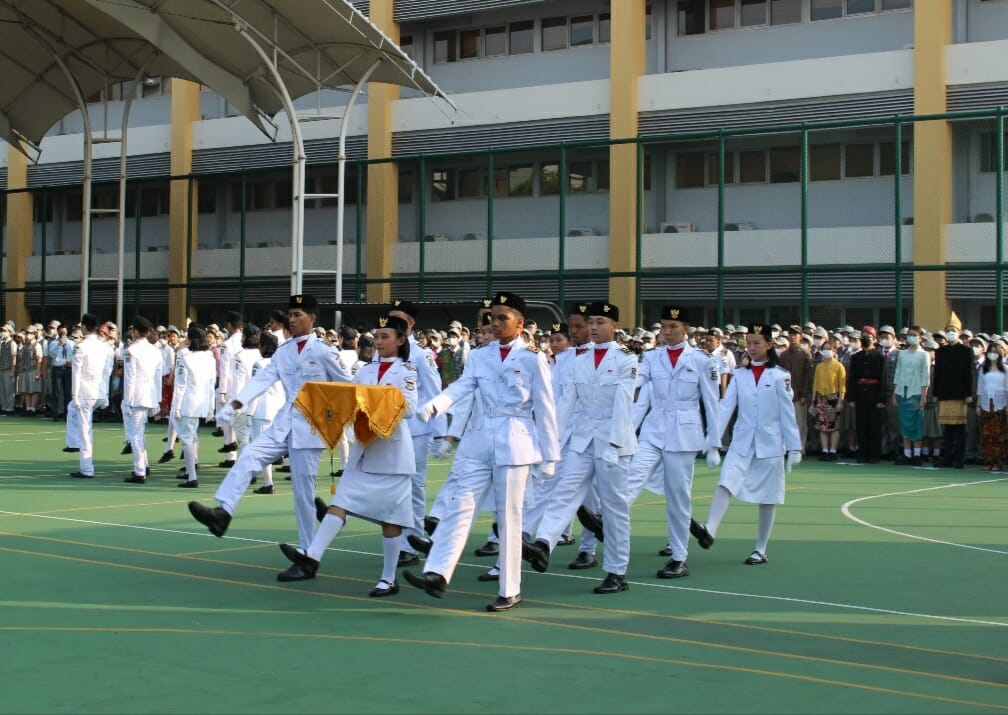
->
xmin=1 ymin=415 xmax=1006 ymax=714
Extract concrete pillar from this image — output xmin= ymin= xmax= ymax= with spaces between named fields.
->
xmin=5 ymin=146 xmax=32 ymax=326
xmin=168 ymin=79 xmax=200 ymax=327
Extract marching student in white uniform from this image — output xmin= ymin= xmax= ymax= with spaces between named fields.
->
xmin=403 ymin=292 xmax=559 ymax=612
xmin=216 ymin=311 xmax=244 ymax=467
xmin=121 ymin=317 xmax=165 ymax=483
xmin=386 ymin=299 xmax=447 ymax=568
xmin=277 ymin=313 xmax=418 ymax=596
xmin=692 ymin=324 xmax=802 ymax=565
xmin=66 ymin=313 xmax=115 ymax=479
xmin=173 ymin=324 xmax=217 ymax=487
xmin=249 ymin=332 xmax=285 ymax=495
xmin=627 ymin=305 xmax=721 ymax=579
xmin=187 ymin=295 xmax=352 ymax=556
xmin=522 ymin=301 xmax=637 ymax=594
xmin=229 ymin=326 xmax=262 ymax=456
xmin=158 ymin=325 xmax=183 ymax=464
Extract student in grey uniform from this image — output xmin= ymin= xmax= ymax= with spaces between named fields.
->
xmin=121 ymin=317 xmax=165 ymax=483
xmin=0 ymin=324 xmax=14 ymax=414
xmin=277 ymin=313 xmax=418 ymax=596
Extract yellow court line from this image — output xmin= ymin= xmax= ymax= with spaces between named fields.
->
xmin=0 ymin=536 xmax=1005 ymax=697
xmin=1 ymin=526 xmax=1004 ymax=669
xmin=26 ymin=499 xmax=193 ymax=515
xmin=176 ymin=542 xmax=275 ymax=556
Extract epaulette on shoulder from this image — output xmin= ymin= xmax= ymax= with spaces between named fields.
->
xmin=402 ymin=360 xmax=416 ymax=371
xmin=525 ymin=343 xmax=540 ymax=353
xmin=619 ymin=344 xmax=633 ymax=355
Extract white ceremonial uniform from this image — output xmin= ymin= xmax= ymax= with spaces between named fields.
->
xmin=174 ymin=351 xmax=217 ymax=427
xmin=428 ymin=389 xmax=487 ymax=521
xmin=400 ymin=336 xmax=447 ymax=555
xmin=330 ymin=358 xmax=418 ymax=526
xmin=424 ymin=336 xmax=559 ymax=599
xmin=66 ymin=334 xmax=115 ymax=476
xmin=717 ymin=365 xmax=802 ymax=504
xmin=121 ymin=338 xmax=165 ymax=475
xmin=232 ymin=347 xmax=260 ymax=450
xmin=629 ymin=342 xmax=721 ymax=562
xmin=218 ymin=330 xmax=243 ymax=455
xmin=215 ymin=334 xmax=352 ymax=550
xmin=247 ymin=355 xmax=286 ymax=486
xmin=532 ymin=342 xmax=637 ymax=574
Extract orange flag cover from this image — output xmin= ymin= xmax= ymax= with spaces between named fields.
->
xmin=294 ymin=382 xmax=408 ymax=449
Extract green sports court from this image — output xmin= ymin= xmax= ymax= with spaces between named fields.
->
xmin=1 ymin=415 xmax=1005 ymax=714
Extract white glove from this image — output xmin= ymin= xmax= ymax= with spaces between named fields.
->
xmin=537 ymin=461 xmax=556 ymax=480
xmin=174 ymin=410 xmax=182 ymax=421
xmin=218 ymin=393 xmax=228 ymax=405
xmin=71 ymin=398 xmax=82 ymax=412
xmin=602 ymin=445 xmax=620 ymax=468
xmin=216 ymin=403 xmax=236 ymax=427
xmin=96 ymin=398 xmax=109 ymax=410
xmin=706 ymin=447 xmax=721 ymax=469
xmin=786 ymin=450 xmax=802 ymax=473
xmin=434 ymin=438 xmax=453 ymax=459
xmin=418 ymin=401 xmax=437 ymax=423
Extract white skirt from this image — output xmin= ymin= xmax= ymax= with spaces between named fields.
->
xmin=718 ymin=450 xmax=786 ymax=505
xmin=332 ymin=466 xmax=413 ymax=527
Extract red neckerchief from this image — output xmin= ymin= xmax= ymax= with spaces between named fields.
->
xmin=594 ymin=346 xmax=607 ymax=369
xmin=296 ymin=337 xmax=309 ymax=354
xmin=667 ymin=346 xmax=684 ymax=368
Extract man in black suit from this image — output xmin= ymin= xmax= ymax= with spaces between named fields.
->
xmin=847 ymin=326 xmax=887 ymax=463
xmin=933 ymin=315 xmax=974 ymax=469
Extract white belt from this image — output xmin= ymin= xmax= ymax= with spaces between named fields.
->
xmin=576 ymin=407 xmax=613 ymax=420
xmin=484 ymin=406 xmax=531 ymax=418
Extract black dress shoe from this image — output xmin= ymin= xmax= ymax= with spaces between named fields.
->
xmin=62 ymin=447 xmax=80 ymax=453
xmin=253 ymin=484 xmax=275 ymax=494
xmin=211 ymin=427 xmax=224 ymax=437
xmin=188 ymin=501 xmax=230 ymax=537
xmin=277 ymin=465 xmax=291 ymax=473
xmin=474 ymin=541 xmax=499 ymax=557
xmin=162 ymin=436 xmax=169 ymax=443
xmin=656 ymin=559 xmax=689 ymax=579
xmin=568 ymin=551 xmax=598 ymax=570
xmin=522 ymin=539 xmax=550 ymax=573
xmin=369 ymin=579 xmax=399 ymax=597
xmin=689 ymin=519 xmax=715 ymax=549
xmin=576 ymin=506 xmax=604 ymax=543
xmin=557 ymin=533 xmax=575 ymax=546
xmin=277 ymin=562 xmax=318 ymax=582
xmin=486 ymin=594 xmax=522 ymax=612
xmin=121 ymin=443 xmax=133 ymax=455
xmin=314 ymin=496 xmax=329 ymax=523
xmin=403 ymin=570 xmax=447 ymax=598
xmin=157 ymin=450 xmax=175 ymax=464
xmin=279 ymin=541 xmax=318 ymax=568
xmin=69 ymin=471 xmax=93 ymax=479
xmin=407 ymin=533 xmax=432 ymax=555
xmin=178 ymin=480 xmax=198 ymax=488
xmin=657 ymin=546 xmax=673 ymax=557
xmin=218 ymin=459 xmax=236 ymax=469
xmin=423 ymin=515 xmax=439 ymax=536
xmin=477 ymin=567 xmax=500 ymax=582
xmin=744 ymin=550 xmax=768 ymax=565
xmin=123 ymin=474 xmax=146 ymax=484
xmin=593 ymin=573 xmax=629 ymax=594
xmin=398 ymin=551 xmax=420 ymax=568
xmin=217 ymin=442 xmax=238 ymax=453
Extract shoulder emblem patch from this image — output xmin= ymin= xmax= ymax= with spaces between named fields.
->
xmin=404 ymin=378 xmax=416 ymax=391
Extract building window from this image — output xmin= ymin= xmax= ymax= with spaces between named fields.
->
xmin=707 ymin=152 xmax=737 ymax=185
xmin=433 ymin=30 xmax=455 ymax=63
xmin=597 ymin=160 xmax=611 ymax=191
xmin=739 ymin=150 xmax=767 ymax=183
xmin=570 ymin=15 xmax=595 ymax=46
xmin=676 ymin=152 xmax=706 ymax=188
xmin=569 ymin=162 xmax=593 ymax=192
xmin=980 ymin=133 xmax=1008 ymax=173
xmin=398 ymin=170 xmax=414 ymax=203
xmin=678 ymin=0 xmax=705 ymax=35
xmin=542 ymin=16 xmax=568 ymax=51
xmin=846 ymin=0 xmax=876 ymax=14
xmin=540 ymin=163 xmax=560 ymax=195
xmin=459 ymin=29 xmax=481 ymax=59
xmin=771 ymin=0 xmax=803 ymax=23
xmin=810 ymin=0 xmax=843 ymax=20
xmin=881 ymin=0 xmax=912 ymax=9
xmin=810 ymin=144 xmax=842 ymax=181
xmin=508 ymin=166 xmax=534 ymax=196
xmin=458 ymin=168 xmax=485 ymax=198
xmin=741 ymin=0 xmax=769 ymax=26
xmin=485 ymin=25 xmax=507 ymax=56
xmin=399 ymin=35 xmax=415 ymax=61
xmin=844 ymin=143 xmax=874 ymax=177
xmin=769 ymin=146 xmax=800 ymax=183
xmin=598 ymin=13 xmax=612 ymax=43
xmin=431 ymin=169 xmax=456 ymax=201
xmin=709 ymin=0 xmax=737 ymax=30
xmin=879 ymin=140 xmax=911 ymax=176
xmin=509 ymin=20 xmax=534 ymax=54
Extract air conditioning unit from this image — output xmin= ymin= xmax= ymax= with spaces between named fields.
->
xmin=221 ymin=242 xmax=236 ymax=249
xmin=724 ymin=222 xmax=757 ymax=231
xmin=567 ymin=227 xmax=600 ymax=237
xmin=661 ymin=222 xmax=696 ymax=234
xmin=423 ymin=233 xmax=449 ymax=242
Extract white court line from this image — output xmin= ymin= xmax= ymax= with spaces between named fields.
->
xmin=841 ymin=478 xmax=1008 ymax=556
xmin=1 ymin=509 xmax=1006 ymax=628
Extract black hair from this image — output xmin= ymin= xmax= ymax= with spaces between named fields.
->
xmin=270 ymin=309 xmax=287 ymax=324
xmin=187 ymin=323 xmax=209 ymax=351
xmin=225 ymin=311 xmax=243 ymax=330
xmin=80 ymin=313 xmax=99 ymax=332
xmin=744 ymin=333 xmax=780 ymax=369
xmin=339 ymin=325 xmax=358 ymax=344
xmin=259 ymin=331 xmax=278 ymax=358
xmin=132 ymin=315 xmax=153 ymax=336
xmin=242 ymin=324 xmax=261 ymax=350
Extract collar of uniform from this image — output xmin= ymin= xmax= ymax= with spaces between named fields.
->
xmin=499 ymin=336 xmax=522 ymax=350
xmin=593 ymin=341 xmax=613 ymax=351
xmin=667 ymin=340 xmax=688 ymax=351
xmin=379 ymin=356 xmax=397 ymax=363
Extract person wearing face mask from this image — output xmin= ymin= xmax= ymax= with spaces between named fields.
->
xmin=811 ymin=342 xmax=846 ymax=460
xmin=876 ymin=326 xmax=902 ymax=461
xmin=891 ymin=326 xmax=931 ymax=466
xmin=975 ymin=341 xmax=1008 ymax=472
xmin=846 ymin=326 xmax=887 ymax=463
xmin=920 ymin=337 xmax=943 ymax=464
xmin=933 ymin=313 xmax=975 ymax=469
xmin=965 ymin=335 xmax=987 ymax=466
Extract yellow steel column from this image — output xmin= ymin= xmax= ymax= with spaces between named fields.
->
xmin=608 ymin=0 xmax=646 ymax=325
xmin=5 ymin=147 xmax=32 ymax=326
xmin=912 ymin=2 xmax=953 ymax=328
xmin=366 ymin=0 xmax=399 ymax=304
xmin=168 ymin=79 xmax=200 ymax=327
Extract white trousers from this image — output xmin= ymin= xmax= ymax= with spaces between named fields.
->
xmin=578 ymin=485 xmax=600 ymax=554
xmin=250 ymin=417 xmax=274 ymax=486
xmin=425 ymin=460 xmax=529 ymax=598
xmin=235 ymin=413 xmax=251 ymax=450
xmin=122 ymin=403 xmax=150 ymax=475
xmin=628 ymin=444 xmax=696 ymax=561
xmin=66 ymin=400 xmax=96 ymax=475
xmin=400 ymin=433 xmax=432 ymax=554
xmin=214 ymin=430 xmax=321 ymax=550
xmin=536 ymin=450 xmax=631 ymax=575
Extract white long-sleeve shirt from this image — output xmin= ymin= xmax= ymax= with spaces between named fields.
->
xmin=977 ymin=367 xmax=1008 ymax=412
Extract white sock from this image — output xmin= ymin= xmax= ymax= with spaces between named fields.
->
xmin=706 ymin=486 xmax=733 ymax=537
xmin=755 ymin=504 xmax=776 ymax=555
xmin=307 ymin=513 xmax=345 ymax=562
xmin=913 ymin=447 xmax=922 ymax=457
xmin=904 ymin=447 xmax=912 ymax=458
xmin=183 ymin=442 xmax=197 ymax=481
xmin=934 ymin=448 xmax=942 ymax=456
xmin=828 ymin=448 xmax=836 ymax=454
xmin=381 ymin=536 xmax=399 ymax=584
xmin=262 ymin=465 xmax=273 ymax=487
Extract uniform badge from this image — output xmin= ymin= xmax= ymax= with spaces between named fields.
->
xmin=710 ymin=366 xmax=718 ymax=381
xmin=631 ymin=367 xmax=637 ymax=379
xmin=404 ymin=378 xmax=416 ymax=390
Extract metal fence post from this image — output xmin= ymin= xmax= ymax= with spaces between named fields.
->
xmin=134 ymin=183 xmax=142 ymax=316
xmin=717 ymin=130 xmax=726 ymax=327
xmin=418 ymin=156 xmax=427 ymax=301
xmin=635 ymin=140 xmax=644 ymax=323
xmin=894 ymin=116 xmax=904 ymax=330
xmin=800 ymin=124 xmax=809 ymax=324
xmin=355 ymin=159 xmax=364 ymax=301
xmin=997 ymin=107 xmax=1005 ymax=333
xmin=558 ymin=144 xmax=567 ymax=311
xmin=486 ymin=150 xmax=494 ymax=297
xmin=39 ymin=191 xmax=47 ymax=324
xmin=239 ymin=172 xmax=247 ymax=316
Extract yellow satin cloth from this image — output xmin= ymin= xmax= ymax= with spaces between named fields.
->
xmin=938 ymin=399 xmax=968 ymax=426
xmin=294 ymin=382 xmax=408 ymax=449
